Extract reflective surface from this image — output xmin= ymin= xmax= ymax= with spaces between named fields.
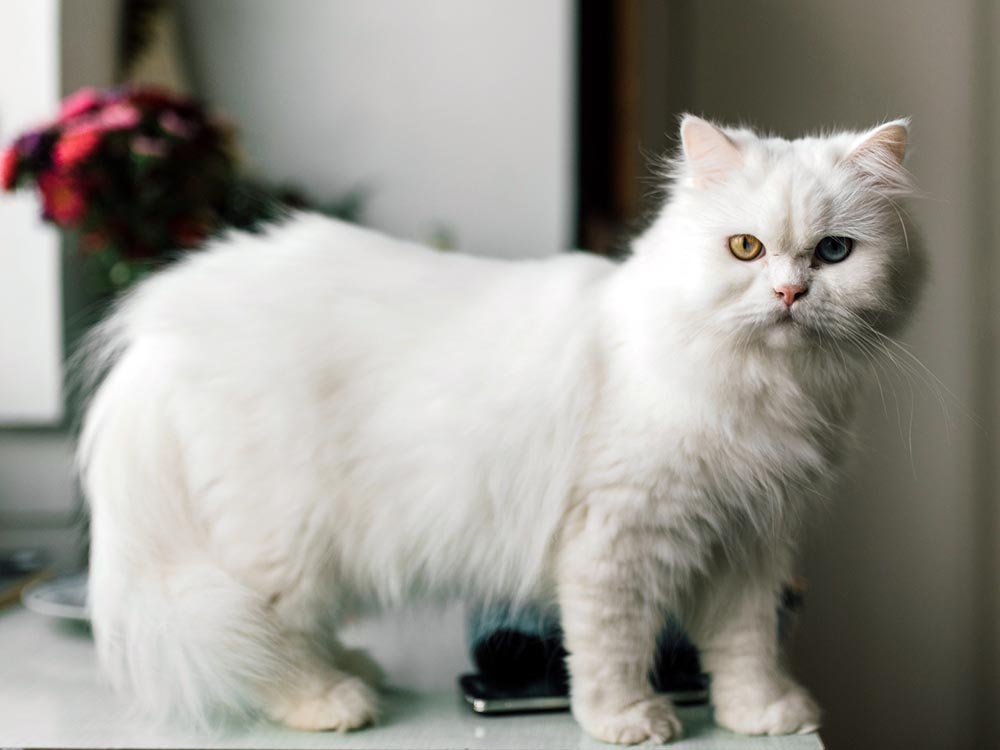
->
xmin=0 ymin=606 xmax=822 ymax=749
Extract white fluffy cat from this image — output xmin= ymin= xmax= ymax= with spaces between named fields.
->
xmin=80 ymin=115 xmax=919 ymax=744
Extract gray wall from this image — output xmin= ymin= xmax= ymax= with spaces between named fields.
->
xmin=632 ymin=2 xmax=992 ymax=748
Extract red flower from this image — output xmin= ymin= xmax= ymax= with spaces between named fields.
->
xmin=0 ymin=147 xmax=17 ymax=190
xmin=80 ymin=230 xmax=109 ymax=254
xmin=38 ymin=171 xmax=87 ymax=226
xmin=171 ymin=216 xmax=210 ymax=248
xmin=59 ymin=87 xmax=103 ymax=121
xmin=127 ymin=86 xmax=181 ymax=110
xmin=53 ymin=129 xmax=102 ymax=168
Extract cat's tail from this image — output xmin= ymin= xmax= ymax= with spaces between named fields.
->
xmin=79 ymin=337 xmax=282 ymax=727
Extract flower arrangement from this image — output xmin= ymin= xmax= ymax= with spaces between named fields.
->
xmin=1 ymin=85 xmax=286 ymax=289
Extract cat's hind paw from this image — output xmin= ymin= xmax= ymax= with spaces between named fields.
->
xmin=714 ymin=686 xmax=820 ymax=736
xmin=270 ymin=676 xmax=378 ymax=732
xmin=577 ymin=695 xmax=683 ymax=745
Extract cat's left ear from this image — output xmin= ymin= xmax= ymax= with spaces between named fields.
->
xmin=846 ymin=118 xmax=910 ymax=172
xmin=680 ymin=115 xmax=743 ymax=188
xmin=845 ymin=118 xmax=912 ymax=194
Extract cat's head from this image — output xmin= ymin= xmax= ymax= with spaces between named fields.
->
xmin=638 ymin=116 xmax=923 ymax=354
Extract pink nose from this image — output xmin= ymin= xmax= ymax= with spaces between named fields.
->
xmin=774 ymin=284 xmax=807 ymax=307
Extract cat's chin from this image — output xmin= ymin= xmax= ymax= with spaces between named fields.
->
xmin=760 ymin=317 xmax=806 ymax=349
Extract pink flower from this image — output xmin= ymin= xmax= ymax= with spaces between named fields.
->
xmin=53 ymin=129 xmax=102 ymax=168
xmin=56 ymin=103 xmax=140 ymax=144
xmin=159 ymin=110 xmax=198 ymax=139
xmin=59 ymin=87 xmax=103 ymax=121
xmin=95 ymin=103 xmax=141 ymax=131
xmin=38 ymin=171 xmax=87 ymax=226
xmin=59 ymin=117 xmax=97 ymax=138
xmin=0 ymin=147 xmax=17 ymax=190
xmin=130 ymin=135 xmax=168 ymax=158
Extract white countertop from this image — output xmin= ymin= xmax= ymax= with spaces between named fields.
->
xmin=0 ymin=606 xmax=823 ymax=749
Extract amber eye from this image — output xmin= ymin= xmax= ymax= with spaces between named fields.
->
xmin=728 ymin=234 xmax=764 ymax=261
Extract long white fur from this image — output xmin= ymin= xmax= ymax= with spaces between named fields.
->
xmin=80 ymin=116 xmax=919 ymax=742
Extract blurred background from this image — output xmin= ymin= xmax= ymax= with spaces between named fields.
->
xmin=0 ymin=2 xmax=996 ymax=749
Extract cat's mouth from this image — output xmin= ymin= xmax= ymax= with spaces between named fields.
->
xmin=758 ymin=308 xmax=809 ymax=348
xmin=771 ymin=307 xmax=798 ymax=325
xmin=762 ymin=307 xmax=812 ymax=340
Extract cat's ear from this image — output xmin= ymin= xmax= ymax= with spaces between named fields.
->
xmin=680 ymin=115 xmax=743 ymax=188
xmin=848 ymin=118 xmax=909 ymax=165
xmin=846 ymin=118 xmax=912 ymax=192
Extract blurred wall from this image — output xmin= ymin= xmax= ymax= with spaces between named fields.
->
xmin=0 ymin=0 xmax=119 ymax=566
xmin=176 ymin=0 xmax=575 ymax=258
xmin=630 ymin=2 xmax=993 ymax=748
xmin=0 ymin=1 xmax=63 ymax=425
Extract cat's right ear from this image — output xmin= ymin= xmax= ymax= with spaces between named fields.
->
xmin=680 ymin=115 xmax=743 ymax=188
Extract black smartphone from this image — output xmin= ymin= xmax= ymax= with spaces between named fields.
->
xmin=459 ymin=672 xmax=571 ymax=714
xmin=461 ymin=621 xmax=710 ymax=715
xmin=459 ymin=668 xmax=709 ymax=715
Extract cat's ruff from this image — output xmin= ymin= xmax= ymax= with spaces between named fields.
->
xmin=80 ymin=116 xmax=918 ymax=743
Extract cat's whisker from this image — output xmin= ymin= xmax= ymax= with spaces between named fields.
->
xmin=872 ymin=189 xmax=912 ymax=256
xmin=844 ymin=325 xmax=924 ymax=455
xmin=848 ymin=310 xmax=974 ymax=434
xmin=837 ymin=327 xmax=891 ymax=421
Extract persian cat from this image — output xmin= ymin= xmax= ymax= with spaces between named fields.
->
xmin=80 ymin=116 xmax=919 ymax=743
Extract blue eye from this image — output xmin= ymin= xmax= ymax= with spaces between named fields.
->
xmin=815 ymin=236 xmax=854 ymax=263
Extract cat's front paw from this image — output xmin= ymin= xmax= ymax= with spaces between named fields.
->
xmin=714 ymin=684 xmax=820 ymax=736
xmin=575 ymin=695 xmax=683 ymax=745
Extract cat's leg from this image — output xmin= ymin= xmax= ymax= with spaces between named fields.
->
xmin=254 ymin=583 xmax=381 ymax=732
xmin=686 ymin=550 xmax=820 ymax=736
xmin=262 ymin=630 xmax=380 ymax=732
xmin=557 ymin=503 xmax=683 ymax=745
xmin=265 ymin=664 xmax=378 ymax=731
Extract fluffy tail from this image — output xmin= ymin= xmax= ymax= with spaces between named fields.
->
xmin=80 ymin=339 xmax=281 ymax=726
